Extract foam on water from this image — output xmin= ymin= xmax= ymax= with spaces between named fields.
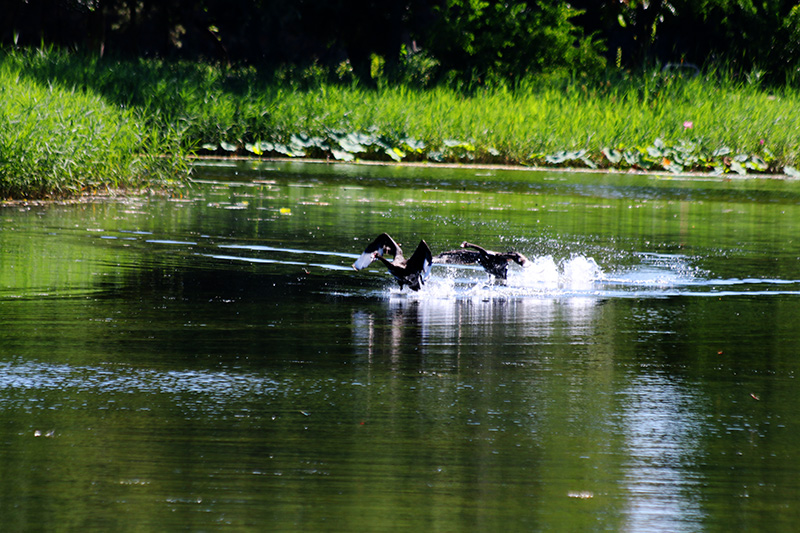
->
xmin=393 ymin=251 xmax=800 ymax=301
xmin=194 ymin=241 xmax=800 ymax=300
xmin=513 ymin=255 xmax=603 ymax=291
xmin=412 ymin=254 xmax=604 ymax=297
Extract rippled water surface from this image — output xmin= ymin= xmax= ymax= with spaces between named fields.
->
xmin=3 ymin=161 xmax=800 ymax=531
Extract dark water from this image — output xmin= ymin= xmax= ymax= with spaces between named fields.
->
xmin=2 ymin=161 xmax=800 ymax=531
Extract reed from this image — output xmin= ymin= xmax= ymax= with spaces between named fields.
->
xmin=3 ymin=48 xmax=800 ymax=200
xmin=114 ymin=55 xmax=800 ymax=174
xmin=0 ymin=51 xmax=189 ymax=200
xmin=195 ymin=73 xmax=800 ymax=174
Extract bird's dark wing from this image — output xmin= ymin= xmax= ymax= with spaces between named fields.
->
xmin=461 ymin=241 xmax=530 ymax=277
xmin=433 ymin=249 xmax=482 ymax=265
xmin=461 ymin=241 xmax=493 ymax=256
xmin=501 ymin=252 xmax=529 ymax=267
xmin=462 ymin=241 xmax=513 ymax=278
xmin=353 ymin=233 xmax=402 ymax=270
xmin=406 ymin=240 xmax=433 ymax=283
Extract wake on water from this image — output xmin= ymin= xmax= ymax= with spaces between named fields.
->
xmin=204 ymin=243 xmax=800 ymax=299
xmin=408 ymin=255 xmax=606 ymax=300
xmin=393 ymin=252 xmax=800 ymax=300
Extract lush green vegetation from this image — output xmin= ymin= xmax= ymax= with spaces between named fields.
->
xmin=6 ymin=1 xmax=800 ymax=86
xmin=4 ymin=2 xmax=800 ymax=199
xmin=0 ymin=52 xmax=188 ymax=200
xmin=7 ymin=49 xmax=799 ymax=181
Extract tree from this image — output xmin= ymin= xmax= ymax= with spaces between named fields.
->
xmin=4 ymin=0 xmax=798 ymax=84
xmin=421 ymin=0 xmax=605 ymax=84
xmin=572 ymin=0 xmax=800 ymax=80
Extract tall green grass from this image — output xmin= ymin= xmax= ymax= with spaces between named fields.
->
xmin=0 ymin=52 xmax=188 ymax=200
xmin=227 ymin=75 xmax=799 ymax=173
xmin=3 ymin=48 xmax=800 ymax=200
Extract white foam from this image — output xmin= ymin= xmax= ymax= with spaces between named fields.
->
xmin=372 ymin=251 xmax=800 ymax=300
xmin=516 ymin=255 xmax=560 ymax=288
xmin=560 ymin=255 xmax=603 ymax=289
xmin=422 ymin=276 xmax=458 ymax=299
xmin=384 ymin=254 xmax=607 ymax=300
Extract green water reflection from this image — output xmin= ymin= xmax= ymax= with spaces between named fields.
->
xmin=2 ymin=161 xmax=800 ymax=531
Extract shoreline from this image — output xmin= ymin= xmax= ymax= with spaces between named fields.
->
xmin=4 ymin=157 xmax=796 ymax=207
xmin=0 ymin=187 xmax=180 ymax=208
xmin=190 ymin=154 xmax=797 ymax=181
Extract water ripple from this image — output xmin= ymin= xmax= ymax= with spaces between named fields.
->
xmin=0 ymin=359 xmax=279 ymax=410
xmin=174 ymin=240 xmax=800 ymax=299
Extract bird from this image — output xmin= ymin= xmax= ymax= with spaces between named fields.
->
xmin=434 ymin=241 xmax=528 ymax=280
xmin=352 ymin=233 xmax=433 ymax=291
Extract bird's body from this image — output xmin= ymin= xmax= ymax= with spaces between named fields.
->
xmin=433 ymin=249 xmax=482 ymax=265
xmin=352 ymin=233 xmax=433 ymax=291
xmin=435 ymin=241 xmax=528 ymax=280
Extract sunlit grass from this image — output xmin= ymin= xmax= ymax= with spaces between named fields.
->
xmin=3 ymin=47 xmax=800 ymax=200
xmin=161 ymin=63 xmax=800 ymax=172
xmin=227 ymin=77 xmax=800 ymax=174
xmin=0 ymin=52 xmax=189 ymax=199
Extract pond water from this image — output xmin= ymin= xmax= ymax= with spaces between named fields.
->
xmin=2 ymin=161 xmax=800 ymax=531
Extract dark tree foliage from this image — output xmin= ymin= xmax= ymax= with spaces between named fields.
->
xmin=422 ymin=0 xmax=604 ymax=84
xmin=3 ymin=0 xmax=800 ymax=84
xmin=572 ymin=0 xmax=800 ymax=81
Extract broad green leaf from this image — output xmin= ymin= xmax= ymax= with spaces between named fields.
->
xmin=386 ymin=147 xmax=405 ymax=161
xmin=331 ymin=149 xmax=354 ymax=161
xmin=602 ymin=148 xmax=622 ymax=164
xmin=245 ymin=142 xmax=263 ymax=155
xmin=730 ymin=160 xmax=747 ymax=175
xmin=784 ymin=166 xmax=800 ymax=178
xmin=713 ymin=146 xmax=731 ymax=157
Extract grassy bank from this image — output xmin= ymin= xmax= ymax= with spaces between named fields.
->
xmin=0 ymin=52 xmax=189 ymax=200
xmin=3 ymin=49 xmax=800 ymax=199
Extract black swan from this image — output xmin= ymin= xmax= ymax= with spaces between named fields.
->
xmin=352 ymin=233 xmax=433 ymax=291
xmin=435 ymin=241 xmax=529 ymax=280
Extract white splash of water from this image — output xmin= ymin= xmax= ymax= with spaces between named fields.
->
xmin=603 ymin=253 xmax=700 ymax=288
xmin=513 ymin=254 xmax=602 ymax=292
xmin=373 ymin=250 xmax=800 ymax=300
xmin=387 ymin=274 xmax=457 ymax=300
xmin=422 ymin=275 xmax=458 ymax=299
xmin=560 ymin=255 xmax=603 ymax=289
xmin=516 ymin=255 xmax=560 ymax=288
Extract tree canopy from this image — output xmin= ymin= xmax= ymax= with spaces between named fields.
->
xmin=4 ymin=0 xmax=800 ymax=84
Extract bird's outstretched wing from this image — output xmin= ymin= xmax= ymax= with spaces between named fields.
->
xmin=406 ymin=240 xmax=433 ymax=284
xmin=460 ymin=241 xmax=528 ymax=279
xmin=392 ymin=240 xmax=432 ymax=291
xmin=352 ymin=233 xmax=402 ymax=270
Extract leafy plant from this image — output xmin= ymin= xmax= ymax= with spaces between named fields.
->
xmin=0 ymin=55 xmax=189 ymax=199
xmin=5 ymin=48 xmax=800 ymax=201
